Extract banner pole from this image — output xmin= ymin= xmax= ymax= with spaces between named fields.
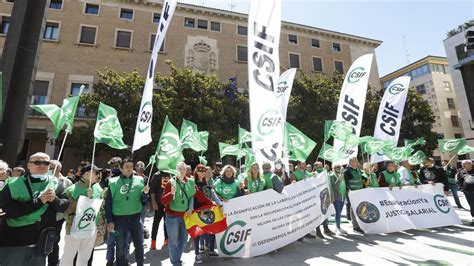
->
xmin=147 ymin=153 xmax=156 ymax=187
xmin=444 ymin=154 xmax=457 ymax=169
xmin=52 ymin=132 xmax=68 ymax=177
xmin=89 ymin=141 xmax=97 ymax=189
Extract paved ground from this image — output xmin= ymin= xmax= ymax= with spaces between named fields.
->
xmin=69 ymin=194 xmax=474 ymax=266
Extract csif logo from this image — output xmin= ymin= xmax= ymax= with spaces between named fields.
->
xmin=138 ymin=101 xmax=152 ymax=133
xmin=220 ymin=220 xmax=251 ymax=256
xmin=119 ymin=184 xmax=129 ymax=194
xmin=276 ymin=81 xmax=288 ymax=96
xmin=257 ymin=109 xmax=282 ymax=136
xmin=444 ymin=140 xmax=460 ymax=151
xmin=388 ymin=83 xmax=405 ymax=95
xmin=78 ymin=207 xmax=97 ymax=229
xmin=347 ymin=67 xmax=367 ymax=83
xmin=288 ymin=133 xmax=305 ymax=149
xmin=434 ymin=194 xmax=450 ymax=214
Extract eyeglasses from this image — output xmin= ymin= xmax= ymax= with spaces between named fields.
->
xmin=30 ymin=161 xmax=50 ymax=166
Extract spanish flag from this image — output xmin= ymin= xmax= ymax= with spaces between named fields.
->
xmin=184 ymin=205 xmax=227 ymax=239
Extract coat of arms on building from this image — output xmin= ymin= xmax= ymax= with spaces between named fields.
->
xmin=185 ymin=36 xmax=218 ymax=73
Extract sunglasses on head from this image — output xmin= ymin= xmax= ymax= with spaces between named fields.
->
xmin=197 ymin=168 xmax=206 ymax=172
xmin=30 ymin=161 xmax=50 ymax=166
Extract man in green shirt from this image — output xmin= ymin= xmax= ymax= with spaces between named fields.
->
xmin=343 ymin=157 xmax=364 ymax=233
xmin=105 ymin=158 xmax=149 ymax=266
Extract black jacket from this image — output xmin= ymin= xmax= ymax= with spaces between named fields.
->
xmin=457 ymin=168 xmax=474 ymax=192
xmin=0 ymin=174 xmax=69 ymax=247
xmin=419 ymin=165 xmax=449 ymax=192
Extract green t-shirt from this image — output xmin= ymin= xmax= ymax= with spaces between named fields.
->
xmin=446 ymin=168 xmax=457 ymax=184
xmin=382 ymin=170 xmax=402 ymax=187
xmin=247 ymin=177 xmax=265 ymax=193
xmin=293 ymin=170 xmax=306 ymax=182
xmin=263 ymin=172 xmax=273 ymax=190
xmin=169 ymin=177 xmax=196 ymax=212
xmin=109 ymin=175 xmax=144 ymax=216
xmin=7 ymin=175 xmax=57 ymax=227
xmin=214 ymin=178 xmax=239 ymax=200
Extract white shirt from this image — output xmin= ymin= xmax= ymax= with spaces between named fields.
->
xmin=398 ymin=166 xmax=411 ymax=185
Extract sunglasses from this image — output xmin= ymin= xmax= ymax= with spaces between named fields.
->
xmin=30 ymin=161 xmax=50 ymax=166
xmin=197 ymin=169 xmax=206 ymax=172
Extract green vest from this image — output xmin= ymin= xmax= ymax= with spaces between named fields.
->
xmin=367 ymin=172 xmax=379 ymax=188
xmin=263 ymin=172 xmax=273 ymax=190
xmin=66 ymin=182 xmax=103 ymax=201
xmin=293 ymin=170 xmax=306 ymax=182
xmin=446 ymin=168 xmax=456 ymax=184
xmin=108 ymin=176 xmax=144 ymax=216
xmin=247 ymin=177 xmax=265 ymax=193
xmin=348 ymin=168 xmax=363 ymax=190
xmin=168 ymin=177 xmax=196 ymax=212
xmin=329 ymin=172 xmax=347 ymax=197
xmin=7 ymin=175 xmax=57 ymax=227
xmin=215 ymin=179 xmax=238 ymax=200
xmin=383 ymin=170 xmax=401 ymax=187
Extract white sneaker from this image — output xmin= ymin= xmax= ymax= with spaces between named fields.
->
xmin=336 ymin=228 xmax=347 ymax=235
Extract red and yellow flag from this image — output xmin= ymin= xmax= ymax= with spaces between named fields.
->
xmin=184 ymin=205 xmax=227 ymax=239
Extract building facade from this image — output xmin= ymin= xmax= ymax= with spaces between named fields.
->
xmin=443 ymin=26 xmax=474 ymax=158
xmin=0 ymin=0 xmax=382 ymax=169
xmin=381 ymin=56 xmax=465 ymax=160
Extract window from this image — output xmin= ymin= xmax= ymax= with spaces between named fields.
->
xmin=447 ymin=98 xmax=455 ymax=109
xmin=332 ymin=42 xmax=341 ymax=52
xmin=149 ymin=34 xmax=164 ymax=52
xmin=451 ymin=115 xmax=460 ymax=127
xmin=197 ymin=20 xmax=208 ymax=30
xmin=455 ymin=133 xmax=463 ymax=139
xmin=79 ymin=26 xmax=97 ymax=45
xmin=289 ymin=53 xmax=300 ymax=68
xmin=31 ymin=81 xmax=49 ymax=105
xmin=312 ymin=57 xmax=323 ymax=72
xmin=70 ymin=83 xmax=90 ymax=117
xmin=415 ymin=84 xmax=426 ymax=94
xmin=288 ymin=34 xmax=298 ymax=44
xmin=44 ymin=22 xmax=59 ymax=41
xmin=210 ymin=21 xmax=220 ymax=32
xmin=334 ymin=60 xmax=344 ymax=73
xmin=115 ymin=30 xmax=132 ymax=48
xmin=49 ymin=0 xmax=62 ymax=10
xmin=311 ymin=38 xmax=320 ymax=48
xmin=237 ymin=25 xmax=247 ymax=36
xmin=237 ymin=45 xmax=247 ymax=62
xmin=0 ymin=16 xmax=9 ymax=35
xmin=120 ymin=8 xmax=133 ymax=20
xmin=443 ymin=81 xmax=451 ymax=92
xmin=184 ymin=18 xmax=195 ymax=28
xmin=85 ymin=3 xmax=99 ymax=15
xmin=152 ymin=13 xmax=160 ymax=24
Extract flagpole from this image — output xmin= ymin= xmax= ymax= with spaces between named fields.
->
xmin=89 ymin=141 xmax=97 ymax=189
xmin=52 ymin=132 xmax=69 ymax=177
xmin=444 ymin=154 xmax=457 ymax=169
xmin=147 ymin=162 xmax=154 ymax=187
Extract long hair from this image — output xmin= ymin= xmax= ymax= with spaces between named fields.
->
xmin=220 ymin=165 xmax=236 ymax=179
xmin=193 ymin=164 xmax=207 ymax=181
xmin=247 ymin=162 xmax=262 ymax=180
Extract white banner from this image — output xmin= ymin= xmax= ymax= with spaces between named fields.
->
xmin=277 ymin=68 xmax=297 ymax=121
xmin=371 ymin=76 xmax=411 ymax=163
xmin=248 ymin=0 xmax=283 ymax=166
xmin=70 ymin=196 xmax=103 ymax=239
xmin=216 ymin=171 xmax=333 ymax=258
xmin=132 ymin=0 xmax=177 ymax=152
xmin=348 ymin=184 xmax=461 ymax=234
xmin=334 ymin=54 xmax=373 ymax=164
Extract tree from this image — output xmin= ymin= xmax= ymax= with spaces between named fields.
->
xmin=69 ymin=64 xmax=436 ymax=166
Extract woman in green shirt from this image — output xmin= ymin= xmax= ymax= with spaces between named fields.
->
xmin=245 ymin=162 xmax=265 ymax=194
xmin=362 ymin=163 xmax=379 ymax=188
xmin=214 ymin=165 xmax=243 ymax=201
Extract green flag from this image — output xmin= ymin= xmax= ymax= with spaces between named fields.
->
xmin=180 ymin=119 xmax=208 ymax=151
xmin=408 ymin=150 xmax=426 ymax=165
xmin=145 ymin=154 xmax=156 ymax=170
xmin=361 ymin=139 xmax=394 ymax=155
xmin=438 ymin=138 xmax=466 ymax=153
xmin=156 ymin=116 xmax=184 ymax=175
xmin=219 ymin=143 xmax=240 ymax=158
xmin=245 ymin=152 xmax=256 ymax=170
xmin=198 ymin=155 xmax=208 ymax=166
xmin=327 ymin=121 xmax=353 ymax=141
xmin=93 ymin=103 xmax=128 ymax=149
xmin=318 ymin=143 xmax=349 ymax=163
xmin=180 ymin=119 xmax=198 ymax=143
xmin=404 ymin=138 xmax=426 ymax=148
xmin=31 ymin=95 xmax=80 ymax=139
xmin=238 ymin=144 xmax=253 ymax=160
xmin=285 ymin=122 xmax=317 ymax=162
xmin=238 ymin=126 xmax=262 ymax=145
xmin=384 ymin=146 xmax=414 ymax=163
xmin=458 ymin=145 xmax=474 ymax=155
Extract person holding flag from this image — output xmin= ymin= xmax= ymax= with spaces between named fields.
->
xmin=61 ymin=164 xmax=104 ymax=266
xmin=398 ymin=160 xmax=421 ymax=187
xmin=245 ymin=162 xmax=265 ymax=194
xmin=362 ymin=163 xmax=379 ymax=188
xmin=161 ymin=162 xmax=196 ymax=266
xmin=343 ymin=157 xmax=364 ymax=233
xmin=378 ymin=161 xmax=403 ymax=189
xmin=443 ymin=160 xmax=464 ymax=209
xmin=105 ymin=158 xmax=150 ymax=266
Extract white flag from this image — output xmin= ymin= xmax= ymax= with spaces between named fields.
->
xmin=248 ymin=0 xmax=283 ymax=166
xmin=277 ymin=68 xmax=297 ymax=121
xmin=371 ymin=76 xmax=411 ymax=163
xmin=132 ymin=0 xmax=177 ymax=152
xmin=333 ymin=54 xmax=373 ymax=164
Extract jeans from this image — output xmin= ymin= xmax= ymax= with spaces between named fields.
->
xmin=464 ymin=191 xmax=474 ymax=218
xmin=316 ymin=219 xmax=329 ymax=231
xmin=0 ymin=246 xmax=45 ymax=266
xmin=106 ymin=230 xmax=130 ymax=262
xmin=448 ymin=184 xmax=463 ymax=208
xmin=333 ymin=199 xmax=345 ymax=228
xmin=48 ymin=219 xmax=64 ymax=266
xmin=115 ymin=213 xmax=144 ymax=266
xmin=194 ymin=234 xmax=215 ymax=255
xmin=165 ymin=214 xmax=188 ymax=265
xmin=151 ymin=206 xmax=168 ymax=241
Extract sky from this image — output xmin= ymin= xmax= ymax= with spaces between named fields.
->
xmin=179 ymin=0 xmax=473 ymax=77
